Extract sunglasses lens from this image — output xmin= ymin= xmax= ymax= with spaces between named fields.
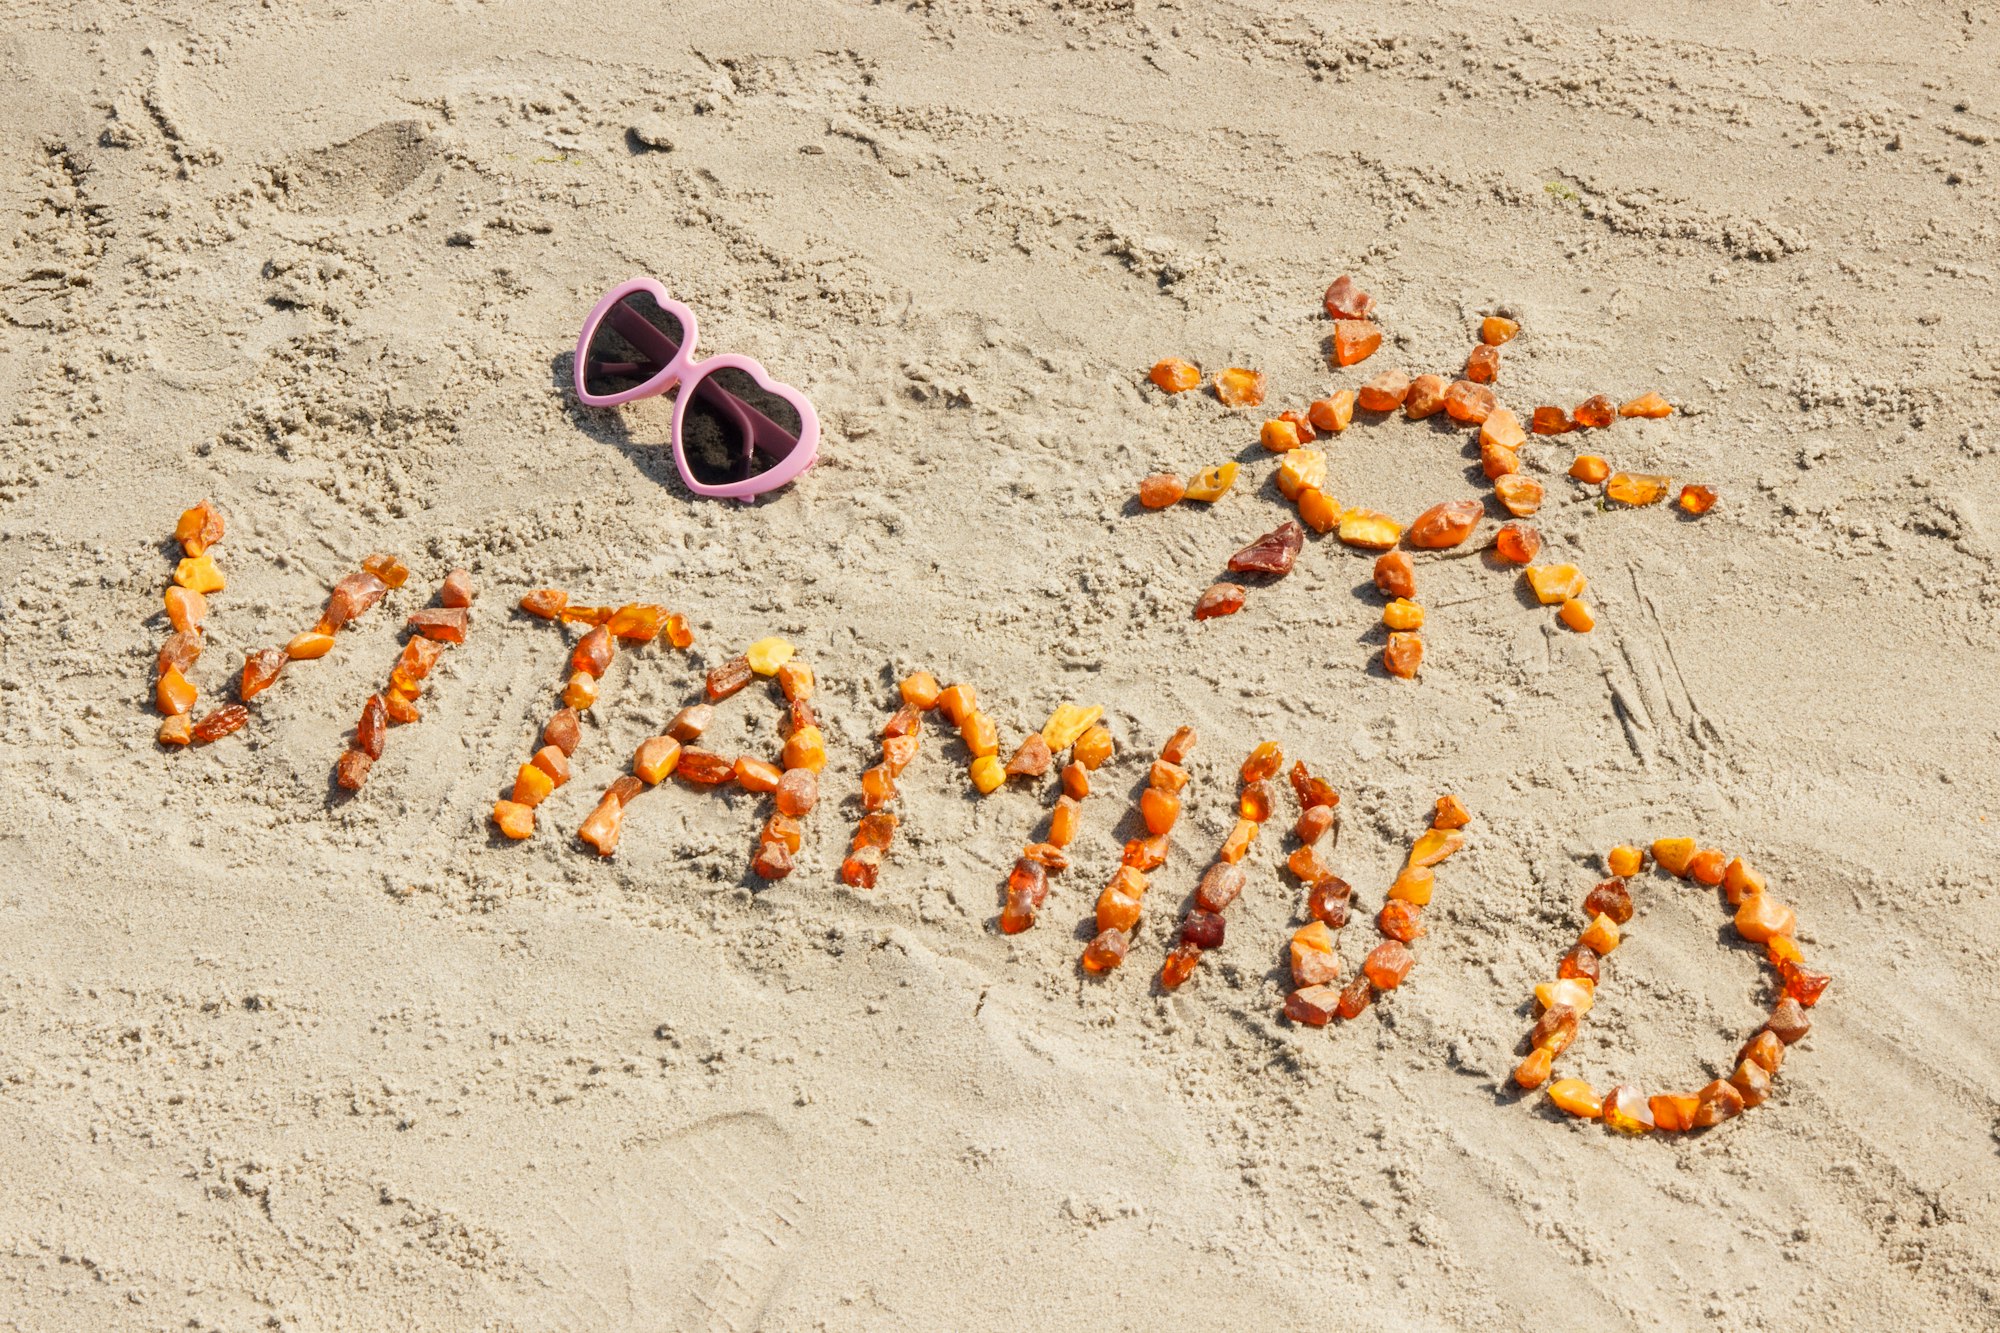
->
xmin=582 ymin=291 xmax=684 ymax=398
xmin=679 ymin=366 xmax=805 ymax=488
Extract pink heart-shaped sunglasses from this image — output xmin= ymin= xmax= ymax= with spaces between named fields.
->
xmin=572 ymin=278 xmax=820 ymax=500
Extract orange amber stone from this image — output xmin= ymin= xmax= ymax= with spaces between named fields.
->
xmin=440 ymin=569 xmax=475 ymax=608
xmin=1605 ymin=472 xmax=1671 ymax=506
xmin=1160 ymin=725 xmax=1197 ymax=765
xmin=705 ymin=655 xmax=753 ymax=701
xmin=782 ymin=725 xmax=828 ymax=772
xmin=1582 ymin=879 xmax=1633 ymax=925
xmin=674 ymin=748 xmax=733 ymax=786
xmin=1240 ymin=741 xmax=1284 ymax=784
xmin=520 ymin=589 xmax=569 ymax=619
xmin=776 ymin=660 xmax=814 ymax=703
xmin=1465 ymin=344 xmax=1499 ymax=384
xmin=1149 ymin=358 xmax=1201 ymax=393
xmin=753 ymin=838 xmax=795 ymax=881
xmin=1730 ymin=1058 xmax=1773 ymax=1108
xmin=1432 ymin=794 xmax=1470 ymax=830
xmin=1723 ymin=857 xmax=1766 ymax=905
xmin=1547 ymin=1079 xmax=1602 ymax=1119
xmin=1767 ymin=998 xmax=1811 ymax=1044
xmin=1123 ymin=834 xmax=1169 ymax=870
xmin=734 ymin=756 xmax=783 ymax=793
xmin=1404 ymin=374 xmax=1448 ymax=419
xmin=1481 ymin=317 xmax=1520 ymax=346
xmin=1481 ymin=409 xmax=1527 ymax=451
xmin=1532 ymin=405 xmax=1573 ymax=436
xmin=1212 ymin=367 xmax=1266 ymax=407
xmin=774 ymin=767 xmax=818 ymax=816
xmin=1160 ymin=943 xmax=1203 ymax=990
xmin=407 ymin=608 xmax=468 ymax=645
xmin=850 ymin=812 xmax=896 ymax=852
xmin=958 ymin=711 xmax=998 ymax=760
xmin=900 ymin=671 xmax=942 ymax=710
xmin=285 ymin=631 xmax=336 ymax=660
xmin=560 ymin=605 xmax=612 ymax=626
xmin=1218 ymin=818 xmax=1257 ymax=864
xmin=1289 ymin=761 xmax=1338 ymax=811
xmin=1557 ymin=945 xmax=1600 ymax=984
xmin=1677 ymin=484 xmax=1718 ymax=515
xmin=1569 ymin=454 xmax=1610 ymax=483
xmin=936 ymin=683 xmax=977 ymax=726
xmin=1533 ymin=1005 xmax=1579 ymax=1056
xmin=1382 ymin=633 xmax=1423 ymax=679
xmin=1139 ymin=786 xmax=1180 ymax=835
xmin=1322 ymin=274 xmax=1375 ymax=320
xmin=1492 ymin=523 xmax=1541 ymax=565
xmin=1373 ymin=551 xmax=1416 ymax=599
xmin=606 ymin=603 xmax=668 ymax=641
xmin=1296 ymin=487 xmax=1339 ymax=535
xmin=1652 ymin=836 xmax=1697 ymax=876
xmin=512 ymin=763 xmax=555 ymax=808
xmin=1781 ymin=962 xmax=1831 ymax=1008
xmin=1048 ymin=795 xmax=1082 ymax=848
xmin=1308 ymin=879 xmax=1351 ymax=928
xmin=1692 ymin=1079 xmax=1745 ymax=1126
xmin=1336 ymin=974 xmax=1373 ymax=1019
xmin=881 ymin=705 xmax=923 ymax=741
xmin=1650 ymin=1094 xmax=1701 ymax=1133
xmin=1148 ymin=760 xmax=1189 ymax=794
xmin=174 ymin=500 xmax=226 ymax=556
xmin=386 ymin=686 xmax=423 ymax=724
xmin=1443 ymin=380 xmax=1497 ymax=425
xmin=1239 ymin=781 xmax=1274 ymax=823
xmin=1004 ymin=733 xmax=1052 ymax=778
xmin=361 ymin=553 xmax=410 ymax=589
xmin=1096 ymin=886 xmax=1142 ymax=933
xmin=1558 ymin=599 xmax=1595 ymax=633
xmin=1480 ymin=442 xmax=1521 ymax=481
xmin=240 ymin=647 xmax=287 ymax=701
xmin=1493 ymin=475 xmax=1543 ymax=517
xmin=324 ymin=572 xmax=388 ymax=629
xmin=1288 ymin=844 xmax=1333 ymax=887
xmin=1735 ymin=894 xmax=1796 ymax=944
xmin=1284 ymin=986 xmax=1341 ymax=1027
xmin=1362 ymin=940 xmax=1414 ymax=990
xmin=1061 ymin=762 xmax=1089 ymax=800
xmin=1378 ymin=901 xmax=1426 ymax=943
xmin=1357 ymin=369 xmax=1412 ymax=412
xmin=1229 ymin=521 xmax=1304 ymax=576
xmin=1280 ymin=410 xmax=1318 ymax=444
xmin=1338 ymin=509 xmax=1403 ymax=550
xmin=1138 ymin=473 xmax=1186 ymax=509
xmin=840 ymin=846 xmax=883 ymax=888
xmin=1407 ymin=500 xmax=1482 ymax=550
xmin=356 ymin=695 xmax=388 ymax=759
xmin=1619 ymin=392 xmax=1672 ymax=419
xmin=662 ymin=613 xmax=694 ymax=649
xmin=391 ymin=637 xmax=443 ymax=690
xmin=571 ymin=627 xmax=614 ymax=678
xmin=492 ymin=800 xmax=534 ymax=839
xmin=1192 ymin=581 xmax=1246 ymax=622
xmin=1081 ymin=928 xmax=1130 ymax=973
xmin=1578 ymin=913 xmax=1620 ymax=955
xmin=165 ymin=586 xmax=207 ymax=634
xmin=1259 ymin=419 xmax=1301 ymax=454
xmin=1742 ymin=1030 xmax=1786 ymax=1075
xmin=1331 ymin=320 xmax=1382 ymax=367
xmin=998 ymin=894 xmax=1037 ymax=934
xmin=633 ymin=735 xmax=681 ymax=784
xmin=1387 ymin=866 xmax=1432 ymax=905
xmin=544 ymin=708 xmax=582 ymax=757
xmin=1524 ymin=564 xmax=1586 ymax=605
xmin=1196 ymin=863 xmax=1246 ymax=912
xmin=1602 ymin=1085 xmax=1656 ymax=1134
xmin=1607 ymin=844 xmax=1645 ymax=878
xmin=1409 ymin=827 xmax=1464 ymax=869
xmin=156 ymin=667 xmax=197 ymax=716
xmin=1306 ymin=392 xmax=1356 ymax=435
xmin=1688 ymin=848 xmax=1726 ymax=886
xmin=1514 ymin=1047 xmax=1553 ymax=1090
xmin=1382 ymin=600 xmax=1423 ymax=632
xmin=1573 ymin=395 xmax=1616 ymax=428
xmin=191 ymin=704 xmax=249 ymax=743
xmin=1073 ymin=725 xmax=1114 ymax=770
xmin=531 ymin=745 xmax=571 ymax=787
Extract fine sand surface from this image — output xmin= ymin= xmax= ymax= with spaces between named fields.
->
xmin=3 ymin=1 xmax=1999 ymax=1328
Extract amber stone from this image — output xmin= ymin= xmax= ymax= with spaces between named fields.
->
xmin=1691 ymin=1079 xmax=1745 ymax=1127
xmin=1022 ymin=843 xmax=1069 ymax=871
xmin=1295 ymin=804 xmax=1336 ymax=847
xmin=1677 ymin=484 xmax=1719 ymax=515
xmin=1337 ymin=508 xmax=1402 ymax=550
xmin=1602 ymin=1085 xmax=1656 ymax=1134
xmin=1260 ymin=419 xmax=1302 ymax=454
xmin=1149 ymin=358 xmax=1202 ymax=393
xmin=1228 ymin=521 xmax=1304 ymax=577
xmin=518 ymin=589 xmax=567 ymax=620
xmin=1381 ymin=633 xmax=1423 ymax=679
xmin=1532 ymin=1004 xmax=1579 ymax=1056
xmin=1234 ymin=742 xmax=1279 ymax=785
xmin=390 ymin=608 xmax=464 ymax=647
xmin=841 ymin=846 xmax=883 ymax=888
xmin=1739 ymin=1030 xmax=1786 ymax=1076
xmin=1531 ymin=405 xmax=1572 ymax=435
xmin=153 ymin=632 xmax=200 ymax=681
xmin=1735 ymin=894 xmax=1796 ymax=944
xmin=1384 ymin=601 xmax=1422 ymax=635
xmin=1780 ymin=962 xmax=1832 ymax=1008
xmin=560 ymin=606 xmax=612 ymax=626
xmin=1188 ymin=581 xmax=1248 ymax=622
xmin=1123 ymin=835 xmax=1169 ymax=871
xmin=1620 ymin=392 xmax=1672 ymax=419
xmin=1283 ymin=761 xmax=1333 ymax=811
xmin=1479 ymin=441 xmax=1521 ymax=480
xmin=1096 ymin=887 xmax=1142 ymax=933
xmin=1047 ymin=795 xmax=1082 ymax=848
xmin=1138 ymin=473 xmax=1187 ymax=509
xmin=1184 ymin=462 xmax=1240 ymax=502
xmin=1331 ymin=321 xmax=1382 ymax=367
xmin=705 ymin=655 xmax=754 ymax=701
xmin=1362 ymin=940 xmax=1414 ymax=989
xmin=284 ymin=631 xmax=335 ymax=661
xmin=1378 ymin=901 xmax=1427 ymax=943
xmin=174 ymin=499 xmax=226 ymax=555
xmin=1372 ymin=551 xmax=1416 ymax=599
xmin=1581 ymin=878 xmax=1633 ymax=925
xmin=1160 ymin=943 xmax=1203 ymax=990
xmin=384 ymin=688 xmax=421 ymax=724
xmin=859 ymin=764 xmax=897 ymax=812
xmin=1605 ymin=472 xmax=1671 ymax=506
xmin=1307 ymin=393 xmax=1356 ymax=435
xmin=1287 ymin=845 xmax=1331 ymax=888
xmin=731 ymin=756 xmax=781 ymax=793
xmin=527 ymin=711 xmax=574 ymax=763
xmin=1488 ymin=523 xmax=1540 ymax=566
xmin=1573 ymin=394 xmax=1617 ymax=428
xmin=751 ymin=839 xmax=793 ymax=880
xmin=673 ymin=748 xmax=733 ymax=786
xmin=994 ymin=733 xmax=1048 ymax=781
xmin=1557 ymin=944 xmax=1601 ymax=985
xmin=528 ymin=745 xmax=568 ymax=789
xmin=164 ymin=586 xmax=207 ymax=635
xmin=324 ymin=572 xmax=389 ymax=629
xmin=1524 ymin=564 xmax=1586 ymax=605
xmin=1081 ymin=928 xmax=1130 ymax=973
xmin=239 ymin=648 xmax=287 ymax=702
xmin=1335 ymin=974 xmax=1373 ymax=1019
xmin=426 ymin=569 xmax=470 ymax=609
xmin=1465 ymin=344 xmax=1499 ymax=384
xmin=1229 ymin=781 xmax=1269 ymax=824
xmin=1285 ymin=985 xmax=1341 ymax=1027
xmin=334 ymin=749 xmax=373 ymax=791
xmin=1513 ymin=1048 xmax=1553 ymax=1090
xmin=896 ymin=672 xmax=938 ymax=710
xmin=774 ymin=767 xmax=818 ymax=816
xmin=1061 ymin=762 xmax=1090 ymax=800
xmin=1404 ymin=374 xmax=1448 ymax=419
xmin=879 ymin=704 xmax=922 ymax=741
xmin=559 ymin=628 xmax=608 ymax=681
xmin=1766 ymin=998 xmax=1812 ymax=1044
xmin=1189 ymin=865 xmax=1243 ymax=915
xmin=1493 ymin=475 xmax=1543 ymax=517
xmin=393 ymin=638 xmax=444 ymax=689
xmin=1357 ymin=369 xmax=1412 ymax=412
xmin=1407 ymin=499 xmax=1482 ymax=550
xmin=1300 ymin=489 xmax=1339 ymax=541
xmin=1322 ymin=274 xmax=1374 ymax=320
xmin=1003 ymin=855 xmax=1046 ymax=905
xmin=156 ymin=667 xmax=197 ymax=716
xmin=1387 ymin=866 xmax=1432 ymax=906
xmin=492 ymin=800 xmax=534 ymax=839
xmin=1218 ymin=818 xmax=1256 ymax=864
xmin=1212 ymin=367 xmax=1267 ymax=407
xmin=998 ymin=892 xmax=1037 ymax=934
xmin=191 ymin=704 xmax=249 ymax=744
xmin=511 ymin=763 xmax=556 ymax=808
xmin=1280 ymin=410 xmax=1318 ymax=444
xmin=1730 ymin=1058 xmax=1773 ymax=1108
xmin=882 ymin=735 xmax=919 ymax=777
xmin=653 ymin=705 xmax=705 ymax=742
xmin=841 ymin=812 xmax=894 ymax=853
xmin=1307 ymin=884 xmax=1349 ymax=931
xmin=1443 ymin=380 xmax=1497 ymax=425
xmin=1650 ymin=1094 xmax=1700 ymax=1133
xmin=1073 ymin=726 xmax=1114 ymax=770
xmin=1688 ymin=848 xmax=1726 ymax=886
xmin=601 ymin=604 xmax=663 ymax=642
xmin=956 ymin=712 xmax=998 ymax=761
xmin=1547 ymin=1079 xmax=1602 ymax=1118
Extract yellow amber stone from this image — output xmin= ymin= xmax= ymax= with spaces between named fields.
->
xmin=1073 ymin=725 xmax=1115 ymax=770
xmin=563 ymin=671 xmax=598 ymax=711
xmin=1578 ymin=913 xmax=1621 ymax=954
xmin=1259 ymin=419 xmax=1301 ymax=453
xmin=174 ymin=552 xmax=226 ymax=594
xmin=1524 ymin=564 xmax=1586 ymax=605
xmin=285 ymin=631 xmax=336 ymax=660
xmin=512 ymin=763 xmax=556 ymax=808
xmin=969 ymin=755 xmax=1005 ymax=794
xmin=1407 ymin=827 xmax=1464 ymax=868
xmin=1041 ymin=703 xmax=1104 ymax=752
xmin=1337 ymin=508 xmax=1403 ymax=550
xmin=1652 ymin=836 xmax=1697 ymax=876
xmin=1275 ymin=449 xmax=1327 ymax=502
xmin=1387 ymin=865 xmax=1433 ymax=905
xmin=1605 ymin=472 xmax=1671 ymax=506
xmin=1382 ymin=599 xmax=1424 ymax=631
xmin=746 ymin=636 xmax=795 ymax=675
xmin=1547 ymin=1079 xmax=1603 ymax=1118
xmin=1183 ymin=462 xmax=1239 ymax=503
xmin=1535 ymin=978 xmax=1595 ymax=1016
xmin=1608 ymin=844 xmax=1644 ymax=877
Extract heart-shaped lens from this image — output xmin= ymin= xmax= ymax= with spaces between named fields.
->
xmin=678 ymin=365 xmax=805 ymax=487
xmin=583 ymin=291 xmax=685 ymax=398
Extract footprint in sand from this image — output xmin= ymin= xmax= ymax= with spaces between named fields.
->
xmin=520 ymin=1111 xmax=807 ymax=1332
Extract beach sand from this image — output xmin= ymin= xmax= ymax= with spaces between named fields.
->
xmin=2 ymin=0 xmax=1998 ymax=1327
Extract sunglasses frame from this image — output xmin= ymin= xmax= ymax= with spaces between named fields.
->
xmin=572 ymin=277 xmax=820 ymax=500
